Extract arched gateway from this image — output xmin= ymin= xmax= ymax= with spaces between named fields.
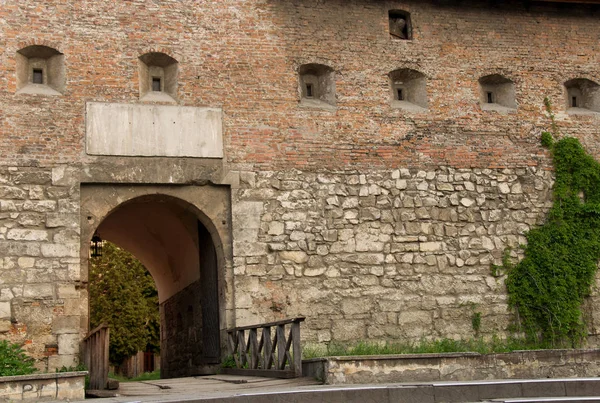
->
xmin=80 ymin=184 xmax=233 ymax=378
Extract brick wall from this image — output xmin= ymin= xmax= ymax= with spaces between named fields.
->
xmin=0 ymin=0 xmax=598 ymax=169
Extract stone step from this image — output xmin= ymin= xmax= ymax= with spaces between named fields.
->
xmin=170 ymin=378 xmax=600 ymax=403
xmin=413 ymin=377 xmax=600 ymax=403
xmin=485 ymin=398 xmax=600 ymax=403
xmin=68 ymin=377 xmax=600 ymax=403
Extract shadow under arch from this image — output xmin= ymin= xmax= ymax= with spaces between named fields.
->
xmin=81 ymin=185 xmax=232 ymax=378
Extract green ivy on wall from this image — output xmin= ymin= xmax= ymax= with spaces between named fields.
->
xmin=506 ymin=119 xmax=600 ymax=347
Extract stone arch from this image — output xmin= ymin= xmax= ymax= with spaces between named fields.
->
xmin=80 ymin=184 xmax=232 ymax=378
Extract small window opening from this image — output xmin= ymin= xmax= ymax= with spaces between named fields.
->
xmin=389 ymin=10 xmax=411 ymax=40
xmin=152 ymin=77 xmax=161 ymax=92
xmin=479 ymin=74 xmax=516 ymax=111
xmin=389 ymin=68 xmax=427 ymax=110
xmin=306 ymin=83 xmax=313 ymax=98
xmin=32 ymin=69 xmax=43 ymax=84
xmin=565 ymin=78 xmax=600 ymax=113
xmin=299 ymin=63 xmax=335 ymax=107
xmin=16 ymin=45 xmax=64 ymax=95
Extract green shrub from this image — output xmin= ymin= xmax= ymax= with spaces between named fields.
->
xmin=0 ymin=340 xmax=36 ymax=377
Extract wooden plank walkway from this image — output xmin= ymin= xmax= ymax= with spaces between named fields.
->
xmin=71 ymin=375 xmax=320 ymax=402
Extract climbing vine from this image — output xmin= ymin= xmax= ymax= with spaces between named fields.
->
xmin=506 ymin=103 xmax=600 ymax=346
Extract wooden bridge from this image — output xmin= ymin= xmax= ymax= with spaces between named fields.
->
xmin=83 ymin=317 xmax=306 ymax=391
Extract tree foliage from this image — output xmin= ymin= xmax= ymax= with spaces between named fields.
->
xmin=89 ymin=242 xmax=160 ymax=365
xmin=506 ymin=132 xmax=600 ymax=347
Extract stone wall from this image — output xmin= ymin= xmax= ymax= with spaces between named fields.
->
xmin=232 ymin=166 xmax=555 ymax=343
xmin=303 ymin=350 xmax=600 ymax=384
xmin=0 ymin=166 xmax=83 ymax=371
xmin=0 ymin=371 xmax=86 ymax=402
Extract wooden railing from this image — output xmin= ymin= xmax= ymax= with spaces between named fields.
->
xmin=83 ymin=324 xmax=110 ymax=390
xmin=224 ymin=317 xmax=305 ymax=378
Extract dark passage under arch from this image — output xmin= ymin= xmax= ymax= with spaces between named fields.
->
xmin=85 ymin=191 xmax=226 ymax=378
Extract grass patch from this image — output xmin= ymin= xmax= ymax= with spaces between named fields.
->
xmin=302 ymin=337 xmax=549 ymax=359
xmin=108 ymin=370 xmax=160 ymax=382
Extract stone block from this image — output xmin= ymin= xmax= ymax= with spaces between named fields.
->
xmin=341 ymin=299 xmax=372 ymax=315
xmin=0 ymin=288 xmax=14 ymax=301
xmin=23 ymin=283 xmax=54 ymax=299
xmin=304 ymin=266 xmax=327 ymax=277
xmin=279 ymin=251 xmax=308 ymax=264
xmin=0 ymin=319 xmax=11 ymax=333
xmin=11 ymin=170 xmax=52 ymax=185
xmin=498 ymin=183 xmax=511 ymax=194
xmin=6 ymin=228 xmax=49 ymax=241
xmin=437 ymin=183 xmax=454 ymax=192
xmin=232 ymin=201 xmax=263 ymax=229
xmin=0 ymin=186 xmax=27 ymax=199
xmin=398 ymin=311 xmax=432 ymax=326
xmin=46 ymin=213 xmax=79 ymax=228
xmin=56 ymin=283 xmax=79 ymax=299
xmin=0 ymin=301 xmax=10 ymax=319
xmin=47 ymin=354 xmax=78 ymax=371
xmin=290 ymin=230 xmax=306 ymax=241
xmin=389 ymin=386 xmax=435 ymax=403
xmin=52 ymin=316 xmax=80 ymax=334
xmin=0 ymin=241 xmax=41 ymax=257
xmin=57 ymin=334 xmax=81 ymax=355
xmin=268 ymin=221 xmax=284 ymax=235
xmin=16 ymin=212 xmax=45 ymax=226
xmin=0 ymin=200 xmax=18 ymax=211
xmin=40 ymin=243 xmax=78 ymax=258
xmin=52 ymin=166 xmax=79 ymax=186
xmin=521 ymin=381 xmax=566 ymax=397
xmin=332 ymin=320 xmax=366 ymax=341
xmin=23 ymin=200 xmax=57 ymax=212
xmin=420 ymin=242 xmax=443 ymax=252
xmin=434 ymin=385 xmax=480 ymax=402
xmin=17 ymin=257 xmax=35 ymax=268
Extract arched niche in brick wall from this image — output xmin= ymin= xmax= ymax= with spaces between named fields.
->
xmin=479 ymin=74 xmax=517 ymax=113
xmin=139 ymin=52 xmax=179 ymax=103
xmin=16 ymin=45 xmax=65 ymax=96
xmin=298 ymin=63 xmax=336 ymax=109
xmin=389 ymin=68 xmax=427 ymax=112
xmin=565 ymin=78 xmax=600 ymax=115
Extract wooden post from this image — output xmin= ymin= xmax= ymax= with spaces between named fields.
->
xmin=84 ymin=324 xmax=110 ymax=390
xmin=237 ymin=329 xmax=247 ymax=368
xmin=228 ymin=331 xmax=241 ymax=367
xmin=291 ymin=320 xmax=302 ymax=376
xmin=262 ymin=327 xmax=272 ymax=369
xmin=101 ymin=327 xmax=109 ymax=388
xmin=249 ymin=328 xmax=258 ymax=369
xmin=276 ymin=324 xmax=286 ymax=370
